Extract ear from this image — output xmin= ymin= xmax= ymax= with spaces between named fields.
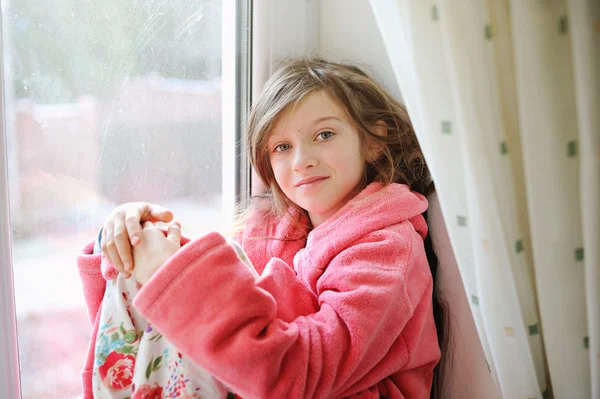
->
xmin=366 ymin=121 xmax=388 ymax=162
xmin=371 ymin=121 xmax=388 ymax=137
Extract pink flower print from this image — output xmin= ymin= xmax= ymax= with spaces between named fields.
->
xmin=98 ymin=351 xmax=135 ymax=391
xmin=132 ymin=382 xmax=164 ymax=399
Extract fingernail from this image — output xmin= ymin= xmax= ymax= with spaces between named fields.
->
xmin=131 ymin=236 xmax=140 ymax=246
xmin=124 ymin=261 xmax=131 ymax=271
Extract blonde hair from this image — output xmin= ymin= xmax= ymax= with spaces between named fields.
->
xmin=244 ymin=58 xmax=432 ymax=222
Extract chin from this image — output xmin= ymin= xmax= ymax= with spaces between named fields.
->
xmin=301 ymin=202 xmax=335 ymax=215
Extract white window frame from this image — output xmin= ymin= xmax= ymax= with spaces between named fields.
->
xmin=223 ymin=0 xmax=252 ymax=215
xmin=0 ymin=7 xmax=21 ymax=395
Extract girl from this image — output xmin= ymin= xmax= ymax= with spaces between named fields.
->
xmin=78 ymin=58 xmax=446 ymax=398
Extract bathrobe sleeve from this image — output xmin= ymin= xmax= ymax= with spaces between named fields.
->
xmin=132 ymin=224 xmax=439 ymax=399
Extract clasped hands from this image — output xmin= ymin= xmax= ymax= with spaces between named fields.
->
xmin=100 ymin=202 xmax=181 ymax=285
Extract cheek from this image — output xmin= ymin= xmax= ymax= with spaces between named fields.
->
xmin=333 ymin=148 xmax=365 ymax=175
xmin=269 ymin=159 xmax=288 ymax=187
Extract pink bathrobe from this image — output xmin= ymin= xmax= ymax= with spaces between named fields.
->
xmin=77 ymin=182 xmax=440 ymax=398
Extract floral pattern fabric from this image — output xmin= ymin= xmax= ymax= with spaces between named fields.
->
xmin=92 ymin=240 xmax=250 ymax=398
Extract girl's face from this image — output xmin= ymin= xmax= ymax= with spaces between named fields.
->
xmin=267 ymin=91 xmax=366 ymax=227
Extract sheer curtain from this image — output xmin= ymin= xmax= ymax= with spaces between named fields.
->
xmin=370 ymin=0 xmax=599 ymax=398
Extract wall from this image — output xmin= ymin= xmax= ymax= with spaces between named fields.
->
xmin=318 ymin=0 xmax=403 ymax=101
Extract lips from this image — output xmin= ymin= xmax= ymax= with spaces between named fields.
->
xmin=295 ymin=176 xmax=329 ymax=187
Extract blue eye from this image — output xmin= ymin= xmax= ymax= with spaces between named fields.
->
xmin=317 ymin=131 xmax=334 ymax=140
xmin=274 ymin=143 xmax=291 ymax=152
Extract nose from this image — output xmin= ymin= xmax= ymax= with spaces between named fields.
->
xmin=292 ymin=144 xmax=317 ymax=172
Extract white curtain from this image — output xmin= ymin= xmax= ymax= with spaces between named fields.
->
xmin=370 ymin=0 xmax=599 ymax=398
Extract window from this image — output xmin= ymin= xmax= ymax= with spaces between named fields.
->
xmin=0 ymin=0 xmax=250 ymax=397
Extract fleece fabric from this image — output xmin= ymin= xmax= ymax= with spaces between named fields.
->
xmin=77 ymin=182 xmax=440 ymax=398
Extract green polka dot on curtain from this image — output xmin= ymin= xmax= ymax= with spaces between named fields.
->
xmin=559 ymin=16 xmax=568 ymax=34
xmin=485 ymin=24 xmax=494 ymax=40
xmin=584 ymin=336 xmax=589 ymax=349
xmin=431 ymin=5 xmax=439 ymax=21
xmin=575 ymin=248 xmax=584 ymax=261
xmin=457 ymin=216 xmax=467 ymax=226
xmin=471 ymin=295 xmax=479 ymax=305
xmin=515 ymin=239 xmax=524 ymax=253
xmin=529 ymin=324 xmax=539 ymax=335
xmin=441 ymin=120 xmax=452 ymax=134
xmin=500 ymin=141 xmax=509 ymax=155
xmin=568 ymin=140 xmax=578 ymax=157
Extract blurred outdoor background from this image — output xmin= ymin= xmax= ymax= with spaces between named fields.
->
xmin=3 ymin=0 xmax=228 ymax=397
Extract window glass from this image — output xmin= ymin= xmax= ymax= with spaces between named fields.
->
xmin=2 ymin=1 xmax=228 ymax=397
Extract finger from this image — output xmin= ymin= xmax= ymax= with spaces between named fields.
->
xmin=141 ymin=204 xmax=174 ymax=224
xmin=113 ymin=215 xmax=134 ymax=273
xmin=105 ymin=225 xmax=126 ymax=275
xmin=101 ymin=220 xmax=114 ymax=260
xmin=125 ymin=208 xmax=144 ymax=247
xmin=101 ymin=223 xmax=109 ymax=258
xmin=166 ymin=222 xmax=182 ymax=245
xmin=142 ymin=221 xmax=154 ymax=229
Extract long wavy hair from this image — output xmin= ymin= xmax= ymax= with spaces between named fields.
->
xmin=243 ymin=58 xmax=449 ymax=398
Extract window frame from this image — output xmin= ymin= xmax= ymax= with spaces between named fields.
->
xmin=0 ymin=2 xmax=22 ymax=394
xmin=0 ymin=47 xmax=22 ymax=399
xmin=223 ymin=0 xmax=252 ymax=216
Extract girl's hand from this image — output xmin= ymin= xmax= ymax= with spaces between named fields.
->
xmin=101 ymin=202 xmax=173 ymax=277
xmin=131 ymin=221 xmax=182 ymax=285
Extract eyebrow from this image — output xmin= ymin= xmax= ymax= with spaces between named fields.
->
xmin=312 ymin=116 xmax=342 ymax=125
xmin=269 ymin=116 xmax=343 ymax=141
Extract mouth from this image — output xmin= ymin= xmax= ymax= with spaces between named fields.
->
xmin=295 ymin=176 xmax=329 ymax=187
